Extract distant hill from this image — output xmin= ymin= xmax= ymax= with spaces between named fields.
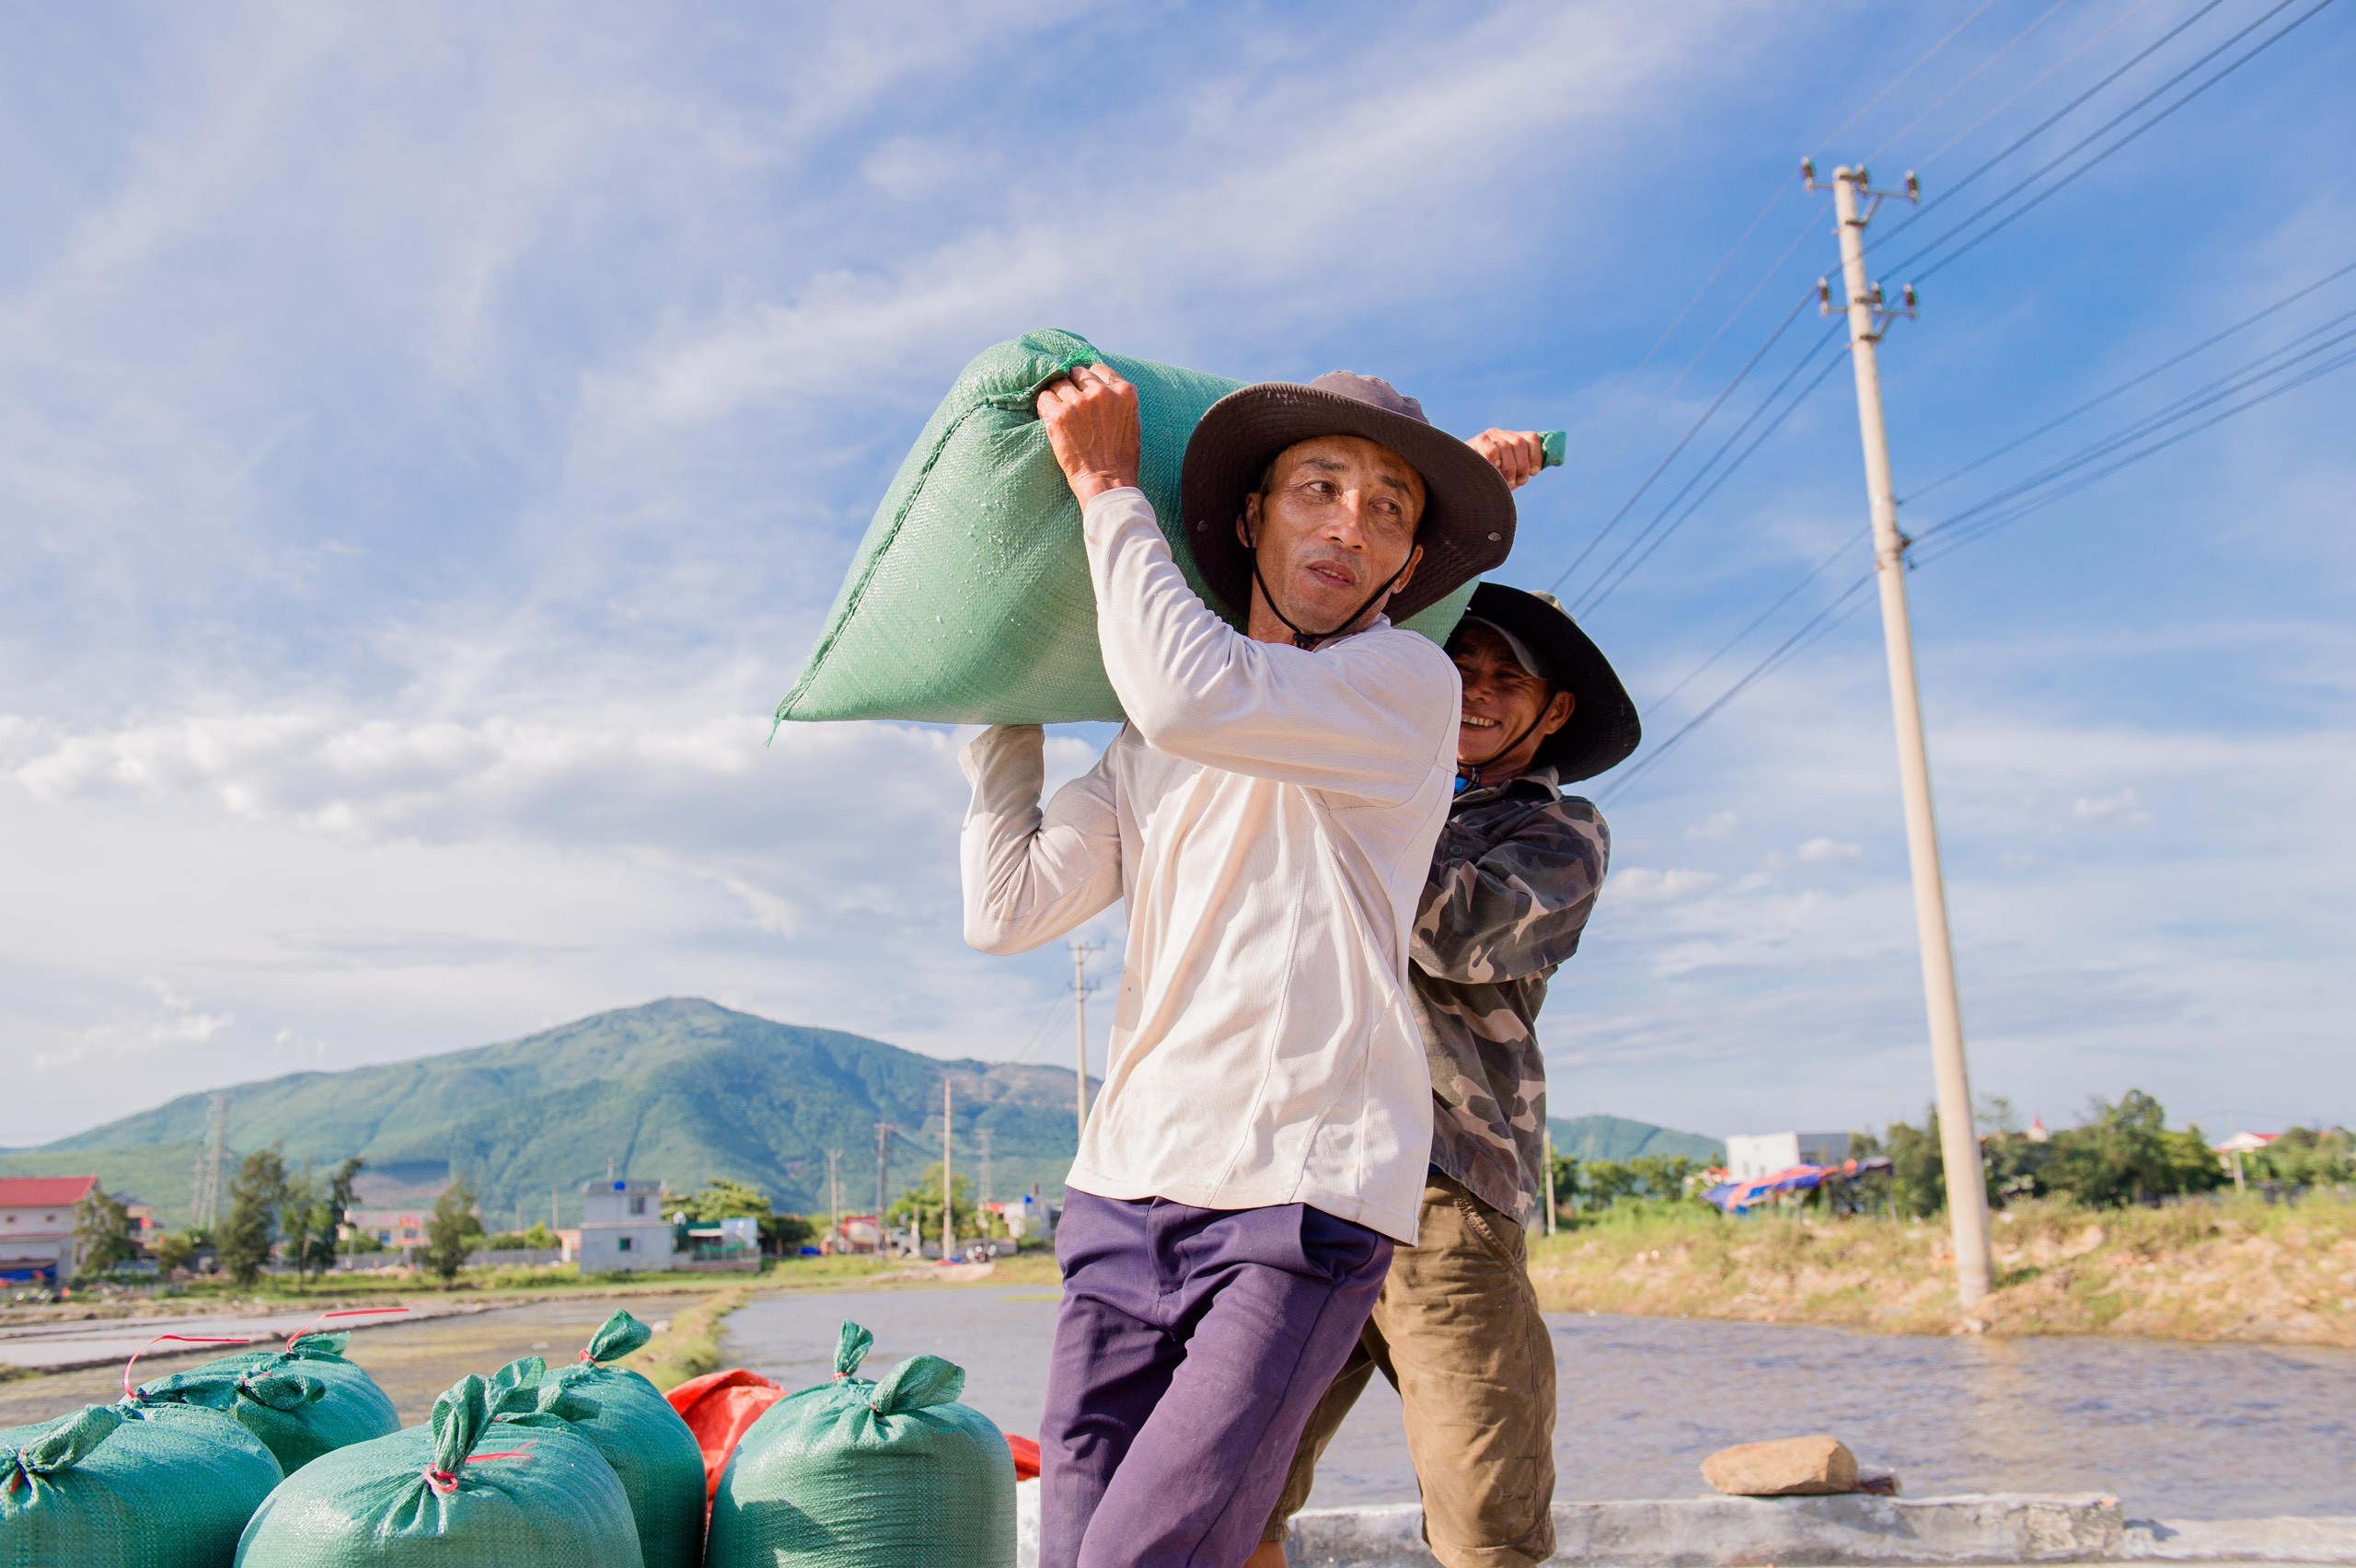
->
xmin=1548 ymin=1113 xmax=1723 ymax=1165
xmin=1 ymin=999 xmax=1086 ymax=1228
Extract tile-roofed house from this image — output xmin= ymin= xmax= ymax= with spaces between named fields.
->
xmin=0 ymin=1174 xmax=99 ymax=1284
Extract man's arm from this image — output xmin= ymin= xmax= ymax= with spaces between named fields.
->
xmin=1037 ymin=364 xmax=1454 ymax=804
xmin=1412 ymin=799 xmax=1611 ymax=984
xmin=960 ymin=725 xmax=1123 ymax=955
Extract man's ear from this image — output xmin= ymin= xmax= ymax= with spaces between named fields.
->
xmin=1538 ymin=687 xmax=1576 ymax=740
xmin=1239 ymin=491 xmax=1261 ymax=549
xmin=1383 ymin=544 xmax=1425 ymax=599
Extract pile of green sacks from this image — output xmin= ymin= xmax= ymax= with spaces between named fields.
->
xmin=236 ymin=1309 xmax=701 ymax=1567
xmin=773 ymin=328 xmax=1479 ymax=731
xmin=6 ymin=1306 xmax=1011 ymax=1567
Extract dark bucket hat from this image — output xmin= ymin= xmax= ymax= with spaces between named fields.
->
xmin=1179 ymin=372 xmax=1517 ymax=627
xmin=1450 ymin=582 xmax=1640 ymax=783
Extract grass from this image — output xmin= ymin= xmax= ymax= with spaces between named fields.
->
xmin=1525 ymin=1192 xmax=2356 ymax=1342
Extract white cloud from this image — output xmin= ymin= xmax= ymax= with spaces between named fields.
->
xmin=1795 ymin=836 xmax=1863 ymax=862
xmin=36 ymin=979 xmax=235 ymax=1073
xmin=2071 ymin=788 xmax=2152 ymax=825
xmin=1686 ymin=810 xmax=1739 ymax=841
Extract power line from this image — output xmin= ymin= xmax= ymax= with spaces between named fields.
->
xmin=1549 ymin=287 xmax=1813 ymax=594
xmin=1913 ymin=335 xmax=2356 ymax=560
xmin=1811 ymin=0 xmax=2007 ymax=156
xmin=1906 ymin=257 xmax=2356 ymax=502
xmin=1886 ymin=0 xmax=2335 ymax=282
xmin=1643 ymin=536 xmax=1865 ymax=711
xmin=1865 ymin=0 xmax=2081 ymax=164
xmin=1870 ymin=0 xmax=2232 ymax=253
xmin=1920 ymin=308 xmax=2356 ymax=536
xmin=1576 ymin=326 xmax=1851 ymax=614
xmin=1916 ymin=0 xmax=2163 ymax=168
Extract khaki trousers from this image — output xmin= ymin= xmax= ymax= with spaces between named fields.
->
xmin=1263 ymin=1172 xmax=1557 ymax=1568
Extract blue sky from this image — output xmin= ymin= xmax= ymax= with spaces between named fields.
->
xmin=4 ymin=0 xmax=2350 ymax=1147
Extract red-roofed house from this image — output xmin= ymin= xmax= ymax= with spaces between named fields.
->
xmin=0 ymin=1175 xmax=98 ymax=1284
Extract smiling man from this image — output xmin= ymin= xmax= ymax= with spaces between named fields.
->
xmin=1251 ymin=578 xmax=1639 ymax=1568
xmin=959 ymin=365 xmax=1516 ymax=1568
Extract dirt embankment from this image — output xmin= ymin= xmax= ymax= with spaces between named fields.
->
xmin=1525 ymin=1193 xmax=2356 ymax=1343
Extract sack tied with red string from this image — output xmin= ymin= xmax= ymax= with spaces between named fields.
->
xmin=133 ymin=1330 xmax=399 ymax=1477
xmin=2 ymin=1401 xmax=282 ymax=1567
xmin=233 ymin=1372 xmax=641 ymax=1568
xmin=487 ymin=1309 xmax=706 ymax=1568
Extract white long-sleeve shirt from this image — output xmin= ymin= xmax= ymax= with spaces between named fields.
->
xmin=958 ymin=486 xmax=1459 ymax=1243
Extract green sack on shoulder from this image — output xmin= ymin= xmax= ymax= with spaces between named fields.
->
xmin=774 ymin=329 xmax=1474 ymax=728
xmin=488 ymin=1310 xmax=705 ymax=1568
xmin=234 ymin=1373 xmax=641 ymax=1568
xmin=135 ymin=1332 xmax=400 ymax=1476
xmin=3 ymin=1401 xmax=283 ymax=1568
xmin=707 ymin=1321 xmax=1013 ymax=1568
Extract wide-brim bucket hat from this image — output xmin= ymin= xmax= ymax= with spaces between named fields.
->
xmin=1452 ymin=582 xmax=1640 ymax=783
xmin=1179 ymin=372 xmax=1517 ymax=627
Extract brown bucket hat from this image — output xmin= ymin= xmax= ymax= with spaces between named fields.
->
xmin=1179 ymin=372 xmax=1517 ymax=628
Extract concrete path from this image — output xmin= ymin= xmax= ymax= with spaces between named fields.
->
xmin=1012 ymin=1487 xmax=2356 ymax=1568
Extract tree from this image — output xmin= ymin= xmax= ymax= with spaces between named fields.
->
xmin=1886 ymin=1113 xmax=1946 ymax=1218
xmin=153 ymin=1230 xmax=199 ymax=1276
xmin=1627 ymin=1155 xmax=1702 ymax=1202
xmin=1549 ymin=1152 xmax=1581 ymax=1216
xmin=2044 ymin=1090 xmax=2224 ymax=1207
xmin=219 ymin=1149 xmax=289 ymax=1285
xmin=885 ymin=1164 xmax=975 ymax=1239
xmin=759 ymin=1214 xmax=816 ymax=1255
xmin=1579 ymin=1160 xmax=1640 ymax=1209
xmin=2248 ymin=1126 xmax=2356 ymax=1188
xmin=422 ymin=1176 xmax=484 ymax=1286
xmin=73 ymin=1185 xmax=139 ymax=1279
xmin=678 ymin=1178 xmax=772 ymax=1224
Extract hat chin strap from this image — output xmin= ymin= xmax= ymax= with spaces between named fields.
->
xmin=1457 ymin=708 xmax=1548 ymax=793
xmin=1246 ymin=532 xmax=1406 ymax=651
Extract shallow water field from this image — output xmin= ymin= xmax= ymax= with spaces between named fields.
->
xmin=720 ymin=1285 xmax=2356 ymax=1520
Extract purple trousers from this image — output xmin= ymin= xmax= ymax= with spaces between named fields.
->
xmin=1041 ymin=1189 xmax=1393 ymax=1568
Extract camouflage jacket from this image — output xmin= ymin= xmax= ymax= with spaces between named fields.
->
xmin=1412 ymin=765 xmax=1611 ymax=1224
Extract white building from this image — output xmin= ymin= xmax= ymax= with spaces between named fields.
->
xmin=577 ymin=1178 xmax=675 ymax=1274
xmin=1726 ymin=1133 xmax=1854 ymax=1181
xmin=0 ymin=1176 xmax=95 ymax=1284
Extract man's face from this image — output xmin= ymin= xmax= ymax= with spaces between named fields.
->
xmin=1450 ymin=622 xmax=1573 ymax=769
xmin=1240 ymin=435 xmax=1426 ymax=631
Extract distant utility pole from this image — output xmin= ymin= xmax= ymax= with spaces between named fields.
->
xmin=1069 ymin=938 xmax=1098 ymax=1147
xmin=826 ymin=1148 xmax=842 ymax=1246
xmin=1809 ymin=159 xmax=1993 ymax=1306
xmin=977 ymin=1128 xmax=993 ymax=1217
xmin=190 ymin=1090 xmax=230 ymax=1231
xmin=873 ymin=1122 xmax=892 ymax=1253
xmin=1542 ymin=1126 xmax=1557 ymax=1238
xmin=941 ymin=1079 xmax=955 ymax=1261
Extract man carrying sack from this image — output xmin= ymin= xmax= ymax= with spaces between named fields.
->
xmin=959 ymin=363 xmax=1517 ymax=1568
xmin=1248 ymin=581 xmax=1639 ymax=1568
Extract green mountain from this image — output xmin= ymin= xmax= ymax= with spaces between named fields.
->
xmin=1548 ymin=1113 xmax=1723 ymax=1165
xmin=2 ymin=999 xmax=1085 ymax=1228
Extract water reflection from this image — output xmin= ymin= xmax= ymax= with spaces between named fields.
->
xmin=721 ymin=1287 xmax=2356 ymax=1519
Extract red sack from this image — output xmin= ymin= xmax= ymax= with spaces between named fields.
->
xmin=664 ymin=1368 xmax=785 ymax=1501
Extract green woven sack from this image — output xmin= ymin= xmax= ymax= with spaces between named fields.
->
xmin=707 ymin=1322 xmax=1012 ymax=1568
xmin=2 ymin=1401 xmax=283 ymax=1568
xmin=774 ymin=329 xmax=1476 ymax=728
xmin=135 ymin=1332 xmax=399 ymax=1476
xmin=488 ymin=1311 xmax=705 ymax=1568
xmin=234 ymin=1374 xmax=641 ymax=1568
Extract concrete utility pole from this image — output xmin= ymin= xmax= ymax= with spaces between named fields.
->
xmin=826 ymin=1148 xmax=841 ymax=1247
xmin=1542 ymin=1126 xmax=1557 ymax=1238
xmin=1813 ymin=160 xmax=1993 ymax=1305
xmin=978 ymin=1128 xmax=993 ymax=1220
xmin=873 ymin=1122 xmax=892 ymax=1254
xmin=1069 ymin=938 xmax=1097 ymax=1146
xmin=941 ymin=1079 xmax=955 ymax=1261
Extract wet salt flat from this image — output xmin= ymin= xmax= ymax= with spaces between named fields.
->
xmin=721 ymin=1285 xmax=2356 ymax=1520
